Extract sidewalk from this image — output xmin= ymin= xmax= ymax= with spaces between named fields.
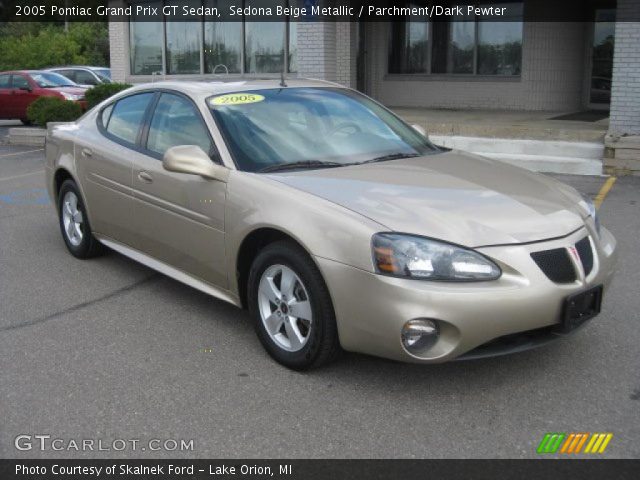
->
xmin=391 ymin=108 xmax=608 ymax=142
xmin=391 ymin=107 xmax=609 ymax=175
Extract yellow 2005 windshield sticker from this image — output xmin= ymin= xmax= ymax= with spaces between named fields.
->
xmin=210 ymin=93 xmax=265 ymax=106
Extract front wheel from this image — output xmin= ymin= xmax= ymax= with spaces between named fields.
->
xmin=248 ymin=241 xmax=340 ymax=370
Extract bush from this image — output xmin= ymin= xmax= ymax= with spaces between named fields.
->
xmin=85 ymin=83 xmax=132 ymax=109
xmin=26 ymin=97 xmax=83 ymax=127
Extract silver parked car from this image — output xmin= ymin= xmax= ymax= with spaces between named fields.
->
xmin=45 ymin=66 xmax=111 ymax=88
xmin=45 ymin=80 xmax=617 ymax=369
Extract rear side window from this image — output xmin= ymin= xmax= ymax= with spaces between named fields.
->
xmin=101 ymin=104 xmax=114 ymax=127
xmin=0 ymin=74 xmax=10 ymax=89
xmin=105 ymin=93 xmax=153 ymax=145
xmin=146 ymin=93 xmax=212 ymax=157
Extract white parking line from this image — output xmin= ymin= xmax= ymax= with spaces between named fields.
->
xmin=0 ymin=148 xmax=44 ymax=158
xmin=0 ymin=170 xmax=44 ymax=182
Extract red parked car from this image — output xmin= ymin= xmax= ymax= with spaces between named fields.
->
xmin=0 ymin=70 xmax=88 ymax=124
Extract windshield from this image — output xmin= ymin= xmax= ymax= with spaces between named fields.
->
xmin=29 ymin=72 xmax=77 ymax=88
xmin=208 ymin=88 xmax=439 ymax=173
xmin=95 ymin=68 xmax=111 ymax=81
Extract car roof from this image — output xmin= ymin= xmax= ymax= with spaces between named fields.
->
xmin=47 ymin=66 xmax=109 ymax=71
xmin=0 ymin=70 xmax=55 ymax=75
xmin=124 ymin=78 xmax=344 ymax=100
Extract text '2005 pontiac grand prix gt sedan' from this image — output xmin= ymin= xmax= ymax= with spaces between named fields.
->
xmin=45 ymin=79 xmax=617 ymax=370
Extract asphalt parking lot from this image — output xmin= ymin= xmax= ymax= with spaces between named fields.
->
xmin=1 ymin=140 xmax=639 ymax=459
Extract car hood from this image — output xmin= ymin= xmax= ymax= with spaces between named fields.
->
xmin=51 ymin=86 xmax=87 ymax=96
xmin=267 ymin=151 xmax=587 ymax=247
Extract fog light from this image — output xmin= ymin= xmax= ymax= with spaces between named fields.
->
xmin=401 ymin=319 xmax=439 ymax=354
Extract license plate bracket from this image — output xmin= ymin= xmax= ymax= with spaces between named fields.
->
xmin=558 ymin=285 xmax=603 ymax=333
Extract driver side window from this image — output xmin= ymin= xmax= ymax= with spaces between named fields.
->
xmin=75 ymin=70 xmax=98 ymax=85
xmin=58 ymin=70 xmax=76 ymax=82
xmin=146 ymin=93 xmax=213 ymax=158
xmin=12 ymin=75 xmax=29 ymax=89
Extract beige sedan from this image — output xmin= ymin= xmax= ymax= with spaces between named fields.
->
xmin=45 ymin=80 xmax=617 ymax=369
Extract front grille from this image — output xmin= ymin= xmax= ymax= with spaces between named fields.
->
xmin=531 ymin=248 xmax=576 ymax=283
xmin=575 ymin=236 xmax=594 ymax=276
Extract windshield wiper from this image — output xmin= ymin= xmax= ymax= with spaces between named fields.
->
xmin=258 ymin=160 xmax=344 ymax=173
xmin=356 ymin=152 xmax=421 ymax=165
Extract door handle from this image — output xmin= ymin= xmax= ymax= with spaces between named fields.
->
xmin=81 ymin=148 xmax=93 ymax=157
xmin=137 ymin=171 xmax=153 ymax=183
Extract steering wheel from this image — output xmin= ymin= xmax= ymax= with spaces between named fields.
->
xmin=329 ymin=122 xmax=362 ymax=137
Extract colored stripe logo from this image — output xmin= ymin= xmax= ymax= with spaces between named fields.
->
xmin=537 ymin=433 xmax=613 ymax=454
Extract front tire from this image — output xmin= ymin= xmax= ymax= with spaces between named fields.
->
xmin=248 ymin=241 xmax=340 ymax=370
xmin=57 ymin=179 xmax=104 ymax=258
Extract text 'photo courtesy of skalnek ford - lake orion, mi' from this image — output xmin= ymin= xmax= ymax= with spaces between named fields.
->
xmin=0 ymin=1 xmax=639 ymax=479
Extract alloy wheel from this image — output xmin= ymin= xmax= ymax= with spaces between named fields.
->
xmin=61 ymin=191 xmax=84 ymax=246
xmin=257 ymin=264 xmax=313 ymax=352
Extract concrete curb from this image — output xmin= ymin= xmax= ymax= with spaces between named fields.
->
xmin=8 ymin=122 xmax=73 ymax=147
xmin=8 ymin=127 xmax=46 ymax=146
xmin=604 ymin=134 xmax=640 ymax=175
xmin=430 ymin=135 xmax=604 ymax=175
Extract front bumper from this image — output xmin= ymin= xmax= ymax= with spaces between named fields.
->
xmin=316 ymin=225 xmax=617 ymax=363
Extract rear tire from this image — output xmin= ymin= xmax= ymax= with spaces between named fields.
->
xmin=20 ymin=118 xmax=32 ymax=126
xmin=248 ymin=241 xmax=340 ymax=370
xmin=57 ymin=179 xmax=104 ymax=258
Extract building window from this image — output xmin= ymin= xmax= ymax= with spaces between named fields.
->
xmin=130 ymin=1 xmax=163 ymax=75
xmin=288 ymin=20 xmax=297 ymax=73
xmin=165 ymin=0 xmax=202 ymax=74
xmin=388 ymin=1 xmax=523 ymax=76
xmin=128 ymin=0 xmax=298 ymax=76
xmin=431 ymin=20 xmax=475 ymax=74
xmin=477 ymin=3 xmax=523 ymax=75
xmin=204 ymin=1 xmax=242 ymax=74
xmin=388 ymin=13 xmax=430 ymax=74
xmin=245 ymin=10 xmax=286 ymax=73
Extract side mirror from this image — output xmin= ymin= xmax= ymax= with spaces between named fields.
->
xmin=19 ymin=86 xmax=32 ymax=92
xmin=412 ymin=124 xmax=428 ymax=138
xmin=163 ymin=145 xmax=228 ymax=182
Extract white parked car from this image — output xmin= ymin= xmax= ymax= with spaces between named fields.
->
xmin=45 ymin=66 xmax=111 ymax=88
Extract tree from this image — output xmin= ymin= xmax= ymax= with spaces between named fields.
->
xmin=0 ymin=22 xmax=109 ymax=70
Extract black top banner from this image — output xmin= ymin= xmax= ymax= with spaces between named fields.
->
xmin=0 ymin=0 xmax=637 ymax=23
xmin=1 ymin=459 xmax=640 ymax=480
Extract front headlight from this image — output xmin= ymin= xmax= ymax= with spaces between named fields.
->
xmin=580 ymin=195 xmax=601 ymax=236
xmin=61 ymin=92 xmax=81 ymax=101
xmin=372 ymin=233 xmax=501 ymax=281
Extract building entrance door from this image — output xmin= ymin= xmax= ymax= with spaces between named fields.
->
xmin=588 ymin=9 xmax=616 ymax=110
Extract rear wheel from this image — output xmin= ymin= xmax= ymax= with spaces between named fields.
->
xmin=20 ymin=118 xmax=32 ymax=126
xmin=57 ymin=179 xmax=104 ymax=258
xmin=248 ymin=241 xmax=340 ymax=370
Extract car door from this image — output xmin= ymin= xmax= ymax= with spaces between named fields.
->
xmin=131 ymin=91 xmax=228 ymax=288
xmin=10 ymin=74 xmax=38 ymax=120
xmin=0 ymin=74 xmax=12 ymax=118
xmin=75 ymin=92 xmax=155 ymax=248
